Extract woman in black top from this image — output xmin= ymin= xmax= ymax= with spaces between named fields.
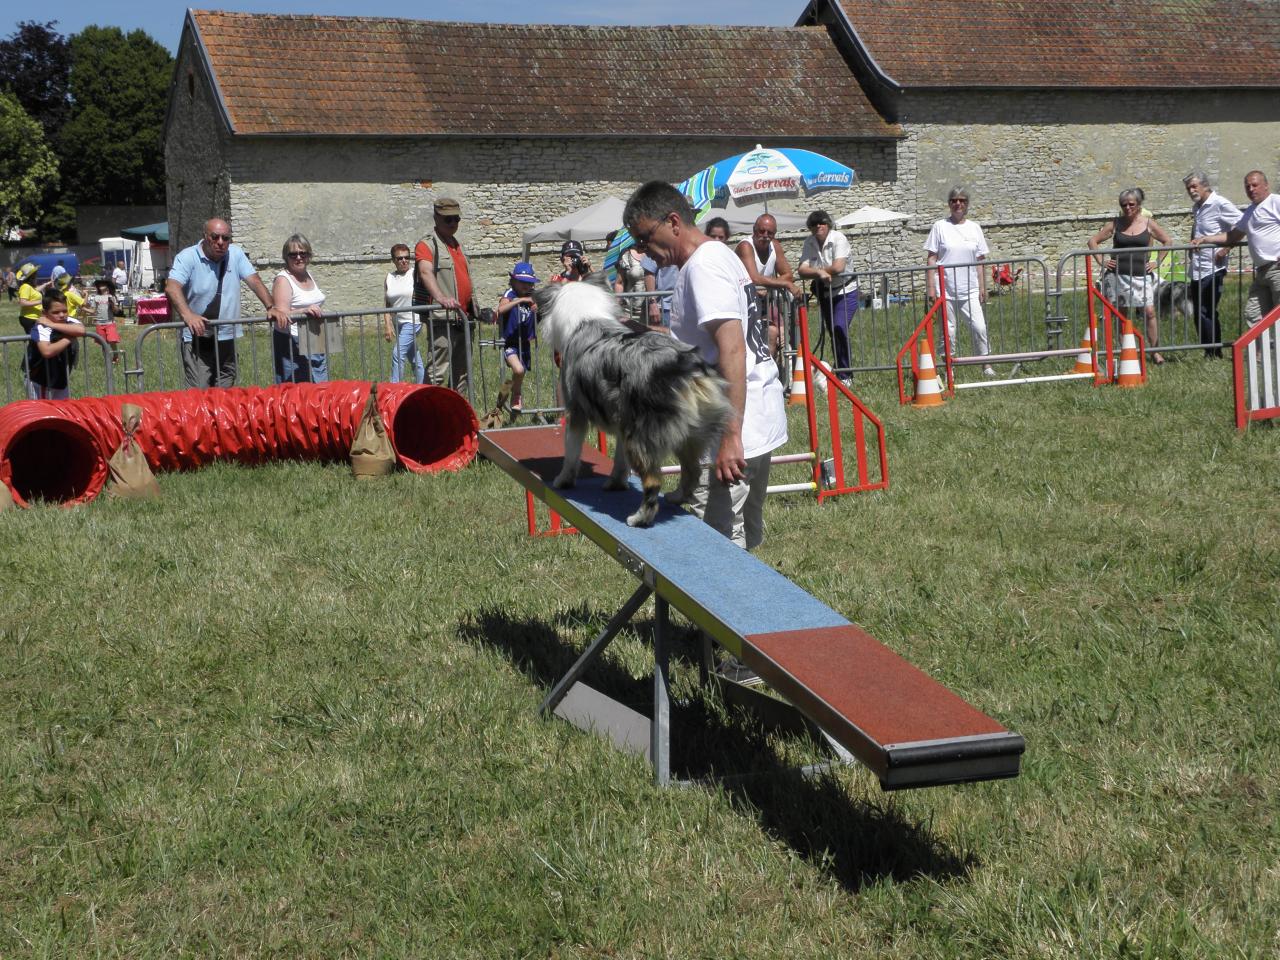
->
xmin=1088 ymin=188 xmax=1173 ymax=363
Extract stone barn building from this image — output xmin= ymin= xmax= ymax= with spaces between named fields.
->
xmin=164 ymin=10 xmax=901 ymax=309
xmin=799 ymin=0 xmax=1280 ymax=255
xmin=165 ymin=3 xmax=1280 ymax=309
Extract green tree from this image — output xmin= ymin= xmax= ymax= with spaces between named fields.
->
xmin=59 ymin=25 xmax=172 ymax=207
xmin=0 ymin=21 xmax=71 ymax=138
xmin=0 ymin=91 xmax=59 ymax=235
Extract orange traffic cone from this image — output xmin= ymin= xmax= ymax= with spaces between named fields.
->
xmin=1115 ymin=317 xmax=1145 ymax=388
xmin=911 ymin=336 xmax=945 ymax=408
xmin=1072 ymin=322 xmax=1096 ymax=374
xmin=788 ymin=353 xmax=808 ymax=406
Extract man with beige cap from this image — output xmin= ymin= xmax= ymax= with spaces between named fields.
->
xmin=413 ymin=197 xmax=478 ymax=399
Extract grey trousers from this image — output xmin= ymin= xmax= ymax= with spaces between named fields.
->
xmin=685 ymin=451 xmax=774 ymax=551
xmin=181 ymin=336 xmax=237 ymax=389
xmin=1244 ymin=262 xmax=1280 ymax=327
xmin=425 ymin=320 xmax=470 ymax=400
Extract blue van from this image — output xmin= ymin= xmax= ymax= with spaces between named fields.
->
xmin=14 ymin=252 xmax=81 ymax=283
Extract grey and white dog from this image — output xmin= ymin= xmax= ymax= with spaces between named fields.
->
xmin=533 ymin=276 xmax=732 ymax=528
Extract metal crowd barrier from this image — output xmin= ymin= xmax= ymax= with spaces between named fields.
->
xmin=1 ymin=330 xmax=117 ymax=404
xmin=128 ymin=304 xmax=478 ymax=400
xmin=1054 ymin=242 xmax=1251 ymax=358
xmin=804 ymin=257 xmax=1053 ymax=377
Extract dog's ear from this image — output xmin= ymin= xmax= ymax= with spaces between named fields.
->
xmin=582 ymin=271 xmax=614 ymax=295
xmin=531 ymin=283 xmax=558 ymax=315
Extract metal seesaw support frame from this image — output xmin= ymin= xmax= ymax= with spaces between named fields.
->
xmin=481 ymin=424 xmax=1025 ymax=791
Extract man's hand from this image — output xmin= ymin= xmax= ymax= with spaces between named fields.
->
xmin=715 ymin=428 xmax=746 ymax=486
xmin=183 ymin=311 xmax=207 ymax=337
xmin=267 ymin=305 xmax=290 ymax=331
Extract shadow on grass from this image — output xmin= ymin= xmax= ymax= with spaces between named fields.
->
xmin=458 ymin=602 xmax=977 ymax=892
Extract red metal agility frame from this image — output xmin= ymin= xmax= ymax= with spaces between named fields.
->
xmin=1085 ymin=257 xmax=1143 ymax=386
xmin=524 ymin=310 xmax=889 ymax=534
xmin=894 ymin=286 xmax=952 ymax=404
xmin=526 ymin=430 xmax=608 ymax=537
xmin=793 ymin=305 xmax=890 ymax=500
xmin=1232 ymin=302 xmax=1280 ymax=430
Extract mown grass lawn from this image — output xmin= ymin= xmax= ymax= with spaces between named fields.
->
xmin=1 ymin=356 xmax=1277 ymax=958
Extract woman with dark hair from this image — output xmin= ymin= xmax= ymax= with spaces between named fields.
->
xmin=704 ymin=217 xmax=731 ymax=244
xmin=797 ymin=209 xmax=857 ymax=381
xmin=1088 ymin=188 xmax=1172 ymax=363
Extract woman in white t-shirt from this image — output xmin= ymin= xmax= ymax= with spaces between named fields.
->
xmin=271 ymin=234 xmax=328 ymax=383
xmin=383 ymin=244 xmax=423 ymax=383
xmin=925 ymin=187 xmax=994 ymax=376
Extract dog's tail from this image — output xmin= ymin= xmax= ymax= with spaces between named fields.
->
xmin=683 ymin=368 xmax=734 ymax=434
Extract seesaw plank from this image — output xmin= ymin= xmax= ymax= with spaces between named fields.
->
xmin=480 ymin=424 xmax=1023 ymax=789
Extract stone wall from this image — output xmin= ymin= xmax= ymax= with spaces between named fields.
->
xmin=895 ymin=88 xmax=1277 ymax=261
xmin=163 ymin=35 xmax=232 ymax=255
xmin=216 ymin=136 xmax=899 ymax=313
xmin=168 ymin=71 xmax=1279 ymax=316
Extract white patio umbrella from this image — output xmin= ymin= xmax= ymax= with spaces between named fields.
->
xmin=835 ymin=205 xmax=911 ymax=228
xmin=835 ymin=207 xmax=912 ymax=295
xmin=521 ymin=196 xmax=627 ymax=258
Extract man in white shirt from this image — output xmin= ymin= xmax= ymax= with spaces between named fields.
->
xmin=111 ymin=262 xmax=128 ymax=294
xmin=1184 ymin=171 xmax=1243 ymax=358
xmin=624 ymin=181 xmax=788 ymax=687
xmin=622 ymin=180 xmax=787 ymax=552
xmin=1196 ymin=170 xmax=1280 ymax=329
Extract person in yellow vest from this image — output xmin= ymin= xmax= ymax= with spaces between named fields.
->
xmin=54 ymin=273 xmax=86 ymax=321
xmin=16 ymin=263 xmax=48 ymax=334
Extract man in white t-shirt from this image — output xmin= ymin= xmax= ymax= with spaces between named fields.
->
xmin=622 ymin=180 xmax=787 ymax=552
xmin=1196 ymin=169 xmax=1280 ymax=328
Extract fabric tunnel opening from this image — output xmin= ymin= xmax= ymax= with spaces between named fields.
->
xmin=4 ymin=419 xmax=105 ymax=506
xmin=388 ymin=385 xmax=480 ymax=474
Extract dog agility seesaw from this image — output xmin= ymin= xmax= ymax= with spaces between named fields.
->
xmin=481 ymin=424 xmax=1024 ymax=790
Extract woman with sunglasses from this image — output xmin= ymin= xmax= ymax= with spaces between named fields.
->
xmin=384 ymin=244 xmax=423 ymax=383
xmin=1088 ymin=188 xmax=1172 ymax=363
xmin=926 ymin=187 xmax=995 ymax=376
xmin=271 ymin=234 xmax=328 ymax=383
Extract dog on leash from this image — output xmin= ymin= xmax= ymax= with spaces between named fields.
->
xmin=532 ymin=277 xmax=732 ymax=528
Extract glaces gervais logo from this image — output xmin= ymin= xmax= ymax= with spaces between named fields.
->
xmin=730 ymin=177 xmax=799 ymax=198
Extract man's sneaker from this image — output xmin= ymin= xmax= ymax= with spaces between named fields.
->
xmin=982 ymin=365 xmax=998 ymax=377
xmin=716 ymin=655 xmax=763 ymax=687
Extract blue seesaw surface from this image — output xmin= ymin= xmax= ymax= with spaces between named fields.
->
xmin=480 ymin=424 xmax=1024 ymax=789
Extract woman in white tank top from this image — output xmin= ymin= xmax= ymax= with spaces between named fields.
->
xmin=272 ymin=234 xmax=332 ymax=382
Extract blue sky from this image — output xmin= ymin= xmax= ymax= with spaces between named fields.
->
xmin=35 ymin=1 xmax=806 ymax=52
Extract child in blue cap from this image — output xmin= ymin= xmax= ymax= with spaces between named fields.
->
xmin=496 ymin=261 xmax=539 ymax=412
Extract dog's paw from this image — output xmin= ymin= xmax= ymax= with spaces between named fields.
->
xmin=626 ymin=505 xmax=657 ymax=528
xmin=552 ymin=469 xmax=577 ymax=489
xmin=602 ymin=475 xmax=628 ymax=492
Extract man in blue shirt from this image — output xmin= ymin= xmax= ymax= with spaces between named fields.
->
xmin=165 ymin=217 xmax=286 ymax=388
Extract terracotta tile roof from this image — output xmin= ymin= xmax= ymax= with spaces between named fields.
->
xmin=188 ymin=10 xmax=900 ymax=138
xmin=827 ymin=0 xmax=1280 ymax=88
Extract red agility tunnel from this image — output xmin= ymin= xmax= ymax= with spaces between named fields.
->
xmin=0 ymin=381 xmax=478 ymax=507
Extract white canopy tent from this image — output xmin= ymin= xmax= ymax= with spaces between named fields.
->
xmin=835 ymin=206 xmax=911 ymax=228
xmin=521 ymin=197 xmax=628 ymax=259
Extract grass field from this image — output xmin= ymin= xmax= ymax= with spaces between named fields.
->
xmin=2 ymin=345 xmax=1278 ymax=956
